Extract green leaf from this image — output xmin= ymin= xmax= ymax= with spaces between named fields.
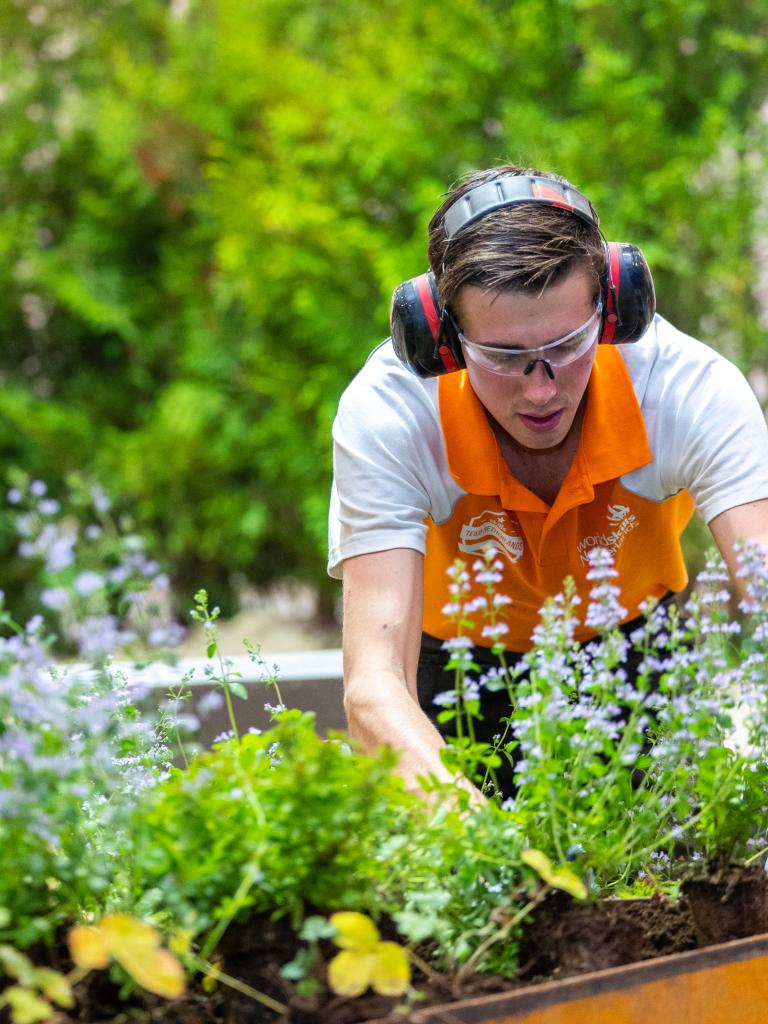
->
xmin=299 ymin=916 xmax=336 ymax=942
xmin=0 ymin=947 xmax=35 ymax=987
xmin=3 ymin=987 xmax=53 ymax=1024
xmin=280 ymin=947 xmax=315 ymax=980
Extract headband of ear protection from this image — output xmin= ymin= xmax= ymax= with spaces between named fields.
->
xmin=390 ymin=174 xmax=656 ymax=378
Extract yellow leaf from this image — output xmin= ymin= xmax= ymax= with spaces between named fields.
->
xmin=99 ymin=914 xmax=160 ymax=954
xmin=370 ymin=942 xmax=410 ymax=996
xmin=70 ymin=916 xmax=186 ymax=1000
xmin=521 ymin=849 xmax=587 ymax=900
xmin=31 ymin=969 xmax=73 ymax=1009
xmin=2 ymin=986 xmax=53 ymax=1024
xmin=549 ymin=868 xmax=588 ymax=901
xmin=67 ymin=926 xmax=110 ymax=970
xmin=115 ymin=947 xmax=186 ymax=999
xmin=327 ymin=950 xmax=375 ymax=997
xmin=521 ymin=848 xmax=555 ymax=883
xmin=329 ymin=912 xmax=380 ymax=952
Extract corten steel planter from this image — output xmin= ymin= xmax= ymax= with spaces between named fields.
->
xmin=388 ymin=932 xmax=768 ymax=1024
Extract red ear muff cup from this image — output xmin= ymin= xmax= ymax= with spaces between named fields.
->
xmin=601 ymin=242 xmax=656 ymax=345
xmin=390 ymin=272 xmax=465 ymax=377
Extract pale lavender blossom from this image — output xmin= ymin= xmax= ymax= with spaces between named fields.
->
xmin=441 ymin=637 xmax=473 ymax=652
xmin=41 ymin=587 xmax=69 ymax=610
xmin=108 ymin=565 xmax=131 ymax=584
xmin=481 ymin=622 xmax=508 ymax=642
xmin=74 ymin=570 xmax=105 ymax=596
xmin=434 ymin=690 xmax=459 ymax=707
xmin=197 ymin=690 xmax=225 ymax=716
xmin=45 ymin=533 xmax=76 ymax=572
xmin=73 ymin=615 xmax=135 ymax=659
xmin=147 ymin=623 xmax=186 ymax=648
xmin=475 ymin=570 xmax=503 ymax=585
xmin=38 ymin=498 xmax=60 ymax=516
xmin=90 ymin=484 xmax=111 ymax=512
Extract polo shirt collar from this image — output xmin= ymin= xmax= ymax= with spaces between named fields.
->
xmin=437 ymin=346 xmax=651 ymax=511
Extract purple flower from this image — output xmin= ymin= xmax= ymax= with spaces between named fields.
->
xmin=41 ymin=587 xmax=69 ymax=610
xmin=74 ymin=571 xmax=104 ymax=596
xmin=197 ymin=690 xmax=225 ymax=716
xmin=38 ymin=498 xmax=61 ymax=516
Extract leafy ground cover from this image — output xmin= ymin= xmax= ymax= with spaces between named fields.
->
xmin=1 ymin=481 xmax=768 ymax=1023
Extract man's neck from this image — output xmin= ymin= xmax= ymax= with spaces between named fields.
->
xmin=489 ymin=400 xmax=586 ymax=507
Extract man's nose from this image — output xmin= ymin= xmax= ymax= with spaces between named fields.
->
xmin=521 ymin=360 xmax=558 ymax=402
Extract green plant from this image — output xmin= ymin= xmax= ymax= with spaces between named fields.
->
xmin=122 ymin=711 xmax=428 ymax=946
xmin=0 ymin=604 xmax=172 ymax=948
xmin=437 ymin=543 xmax=768 ymax=890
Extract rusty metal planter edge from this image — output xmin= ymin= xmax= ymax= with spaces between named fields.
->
xmin=365 ymin=931 xmax=768 ymax=1024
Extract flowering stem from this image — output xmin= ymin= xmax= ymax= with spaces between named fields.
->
xmin=212 ymin=638 xmax=240 ymax=743
xmin=187 ymin=952 xmax=287 ymax=1014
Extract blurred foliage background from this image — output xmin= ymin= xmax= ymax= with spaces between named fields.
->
xmin=0 ymin=0 xmax=767 ymax=622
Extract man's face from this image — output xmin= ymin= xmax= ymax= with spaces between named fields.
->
xmin=454 ymin=268 xmax=599 ymax=452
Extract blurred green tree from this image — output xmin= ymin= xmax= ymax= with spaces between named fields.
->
xmin=0 ymin=0 xmax=766 ymax=616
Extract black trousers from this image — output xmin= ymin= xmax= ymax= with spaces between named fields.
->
xmin=416 ymin=595 xmax=677 ymax=799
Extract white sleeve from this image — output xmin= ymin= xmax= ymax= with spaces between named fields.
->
xmin=626 ymin=321 xmax=768 ymax=523
xmin=680 ymin=358 xmax=768 ymax=523
xmin=327 ymin=343 xmax=460 ymax=579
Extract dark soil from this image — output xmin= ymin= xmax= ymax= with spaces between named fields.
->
xmin=682 ymin=862 xmax=768 ymax=946
xmin=9 ymin=868 xmax=765 ymax=1024
xmin=517 ymin=891 xmax=698 ymax=981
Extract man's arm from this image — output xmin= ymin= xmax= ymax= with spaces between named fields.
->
xmin=341 ymin=547 xmax=481 ymax=800
xmin=708 ymin=498 xmax=768 ymax=592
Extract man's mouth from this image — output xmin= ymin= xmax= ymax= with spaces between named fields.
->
xmin=518 ymin=410 xmax=564 ymax=432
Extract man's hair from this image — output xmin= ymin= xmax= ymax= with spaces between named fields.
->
xmin=427 ymin=163 xmax=606 ymax=311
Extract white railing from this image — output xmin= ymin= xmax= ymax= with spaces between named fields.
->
xmin=104 ymin=648 xmax=344 ymax=689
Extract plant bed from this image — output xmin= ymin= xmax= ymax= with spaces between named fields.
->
xmin=3 ymin=483 xmax=768 ymax=1024
xmin=27 ymin=878 xmax=765 ymax=1024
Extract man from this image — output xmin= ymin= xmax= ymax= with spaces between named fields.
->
xmin=328 ymin=164 xmax=768 ymax=799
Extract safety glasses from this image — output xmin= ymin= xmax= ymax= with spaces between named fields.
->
xmin=458 ymin=303 xmax=603 ymax=377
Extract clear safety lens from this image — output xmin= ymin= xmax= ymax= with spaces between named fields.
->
xmin=460 ymin=304 xmax=602 ymax=375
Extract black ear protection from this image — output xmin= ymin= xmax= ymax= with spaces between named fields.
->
xmin=390 ymin=174 xmax=656 ymax=378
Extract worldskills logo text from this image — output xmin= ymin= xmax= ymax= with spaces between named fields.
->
xmin=458 ymin=510 xmax=524 ymax=563
xmin=577 ymin=503 xmax=639 ymax=565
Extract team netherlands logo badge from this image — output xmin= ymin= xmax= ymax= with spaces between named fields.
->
xmin=458 ymin=510 xmax=524 ymax=563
